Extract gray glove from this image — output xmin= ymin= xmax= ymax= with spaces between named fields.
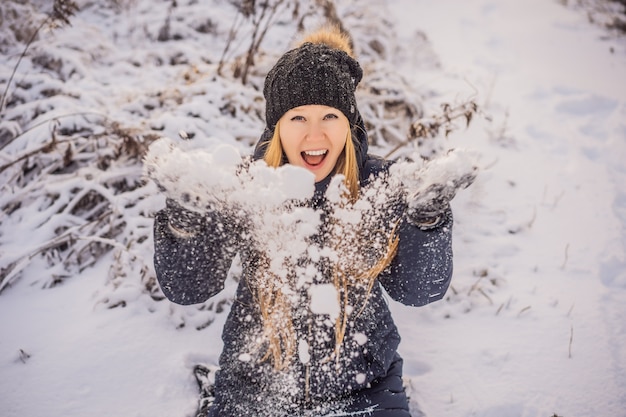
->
xmin=165 ymin=198 xmax=206 ymax=237
xmin=395 ymin=148 xmax=478 ymax=230
xmin=407 ymin=171 xmax=475 ymax=229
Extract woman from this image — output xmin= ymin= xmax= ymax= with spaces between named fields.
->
xmin=153 ymin=26 xmax=461 ymax=417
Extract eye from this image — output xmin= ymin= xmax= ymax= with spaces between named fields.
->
xmin=290 ymin=115 xmax=305 ymax=121
xmin=323 ymin=113 xmax=339 ymax=120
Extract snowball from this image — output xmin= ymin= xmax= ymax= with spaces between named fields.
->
xmin=309 ymin=284 xmax=340 ymax=320
xmin=332 ymin=206 xmax=362 ymax=225
xmin=298 ymin=339 xmax=311 ymax=365
xmin=211 ymin=143 xmax=242 ymax=168
xmin=353 ymin=332 xmax=368 ymax=346
xmin=355 ymin=373 xmax=367 ymax=384
xmin=276 ymin=164 xmax=316 ymax=201
xmin=325 ymin=175 xmax=349 ymax=204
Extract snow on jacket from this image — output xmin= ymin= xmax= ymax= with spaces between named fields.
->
xmin=153 ymin=119 xmax=454 ymax=416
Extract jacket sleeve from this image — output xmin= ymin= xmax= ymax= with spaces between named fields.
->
xmin=153 ymin=209 xmax=239 ymax=305
xmin=378 ymin=208 xmax=453 ymax=307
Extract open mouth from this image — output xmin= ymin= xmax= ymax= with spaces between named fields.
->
xmin=301 ymin=149 xmax=328 ymax=167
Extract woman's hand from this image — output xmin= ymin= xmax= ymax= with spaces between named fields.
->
xmin=165 ymin=198 xmax=206 ymax=238
xmin=407 ymin=174 xmax=474 ymax=228
xmin=391 ymin=148 xmax=479 ymax=229
xmin=143 ymin=137 xmax=245 ymax=213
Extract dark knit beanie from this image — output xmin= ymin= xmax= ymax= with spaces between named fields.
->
xmin=263 ymin=42 xmax=363 ymax=129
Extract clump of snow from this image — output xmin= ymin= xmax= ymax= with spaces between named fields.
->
xmin=353 ymin=332 xmax=368 ymax=346
xmin=355 ymin=373 xmax=367 ymax=384
xmin=390 ymin=148 xmax=480 ymax=211
xmin=309 ymin=284 xmax=340 ymax=320
xmin=143 ymin=136 xmax=316 ymax=212
xmin=238 ymin=353 xmax=252 ymax=363
xmin=143 ymin=138 xmax=242 ymax=211
xmin=298 ymin=339 xmax=311 ymax=365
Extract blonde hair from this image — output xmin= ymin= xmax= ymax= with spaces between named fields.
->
xmin=258 ymin=122 xmax=400 ymax=370
xmin=330 ymin=223 xmax=399 ymax=361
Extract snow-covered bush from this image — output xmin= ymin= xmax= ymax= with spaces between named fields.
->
xmin=561 ymin=0 xmax=626 ymax=34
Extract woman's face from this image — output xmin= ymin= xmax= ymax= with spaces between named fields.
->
xmin=278 ymin=105 xmax=349 ymax=182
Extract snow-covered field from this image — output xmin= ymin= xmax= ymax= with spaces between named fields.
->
xmin=1 ymin=0 xmax=625 ymax=416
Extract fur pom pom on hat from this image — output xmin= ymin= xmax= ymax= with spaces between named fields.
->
xmin=263 ymin=27 xmax=363 ymax=129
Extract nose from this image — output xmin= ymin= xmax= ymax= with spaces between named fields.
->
xmin=306 ymin=120 xmax=324 ymax=141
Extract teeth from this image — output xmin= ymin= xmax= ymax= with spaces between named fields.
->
xmin=304 ymin=150 xmax=327 ymax=156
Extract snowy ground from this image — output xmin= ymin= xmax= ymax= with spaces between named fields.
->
xmin=1 ymin=0 xmax=626 ymax=417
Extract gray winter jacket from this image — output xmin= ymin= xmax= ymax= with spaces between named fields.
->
xmin=153 ymin=121 xmax=453 ymax=416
